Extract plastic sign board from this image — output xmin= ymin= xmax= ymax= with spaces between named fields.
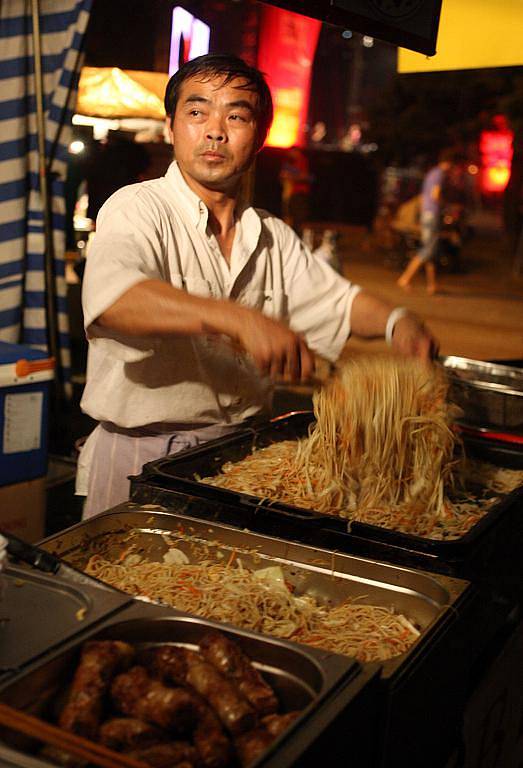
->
xmin=257 ymin=6 xmax=321 ymax=147
xmin=169 ymin=6 xmax=210 ymax=76
xmin=262 ymin=0 xmax=442 ymax=55
xmin=398 ymin=0 xmax=523 ymax=72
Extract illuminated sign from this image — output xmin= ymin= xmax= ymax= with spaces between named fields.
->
xmin=479 ymin=117 xmax=513 ymax=195
xmin=398 ymin=0 xmax=523 ymax=73
xmin=169 ymin=6 xmax=210 ymax=76
xmin=257 ymin=6 xmax=321 ymax=148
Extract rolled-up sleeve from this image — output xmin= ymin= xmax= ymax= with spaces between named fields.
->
xmin=82 ymin=187 xmax=166 ymax=362
xmin=278 ymin=222 xmax=361 ymax=362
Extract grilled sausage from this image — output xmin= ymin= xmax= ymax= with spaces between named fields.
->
xmin=261 ymin=711 xmax=300 ymax=738
xmin=199 ymin=632 xmax=278 ymax=716
xmin=142 ymin=645 xmax=190 ymax=686
xmin=192 ymin=697 xmax=233 ymax=768
xmin=145 ymin=646 xmax=255 ymax=737
xmin=234 ymin=713 xmax=300 ymax=766
xmin=58 ymin=640 xmax=134 ymax=739
xmin=111 ymin=666 xmax=198 ymax=734
xmin=99 ymin=717 xmax=168 ymax=751
xmin=234 ymin=727 xmax=275 ymax=767
xmin=143 ymin=646 xmax=233 ymax=767
xmin=127 ymin=741 xmax=198 ymax=767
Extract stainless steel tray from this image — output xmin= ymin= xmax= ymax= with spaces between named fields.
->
xmin=441 ymin=355 xmax=523 ymax=431
xmin=40 ymin=505 xmax=470 ymax=678
xmin=0 ymin=562 xmax=131 ymax=676
xmin=0 ymin=599 xmax=375 ymax=768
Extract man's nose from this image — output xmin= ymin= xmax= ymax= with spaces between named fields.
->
xmin=206 ymin=114 xmax=226 ymax=142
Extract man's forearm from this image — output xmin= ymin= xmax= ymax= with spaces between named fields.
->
xmin=349 ymin=290 xmax=394 ymax=339
xmin=94 ymin=278 xmax=316 ymax=381
xmin=96 ymin=279 xmax=243 ymax=340
xmin=350 ymin=290 xmax=437 ymax=360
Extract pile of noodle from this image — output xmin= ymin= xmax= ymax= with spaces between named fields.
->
xmin=204 ymin=356 xmax=522 ymax=539
xmin=85 ymin=554 xmax=419 ymax=663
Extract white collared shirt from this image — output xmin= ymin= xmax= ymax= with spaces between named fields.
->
xmin=81 ymin=161 xmax=361 ymax=428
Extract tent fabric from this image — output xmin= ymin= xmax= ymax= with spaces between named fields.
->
xmin=0 ymin=0 xmax=92 ymax=387
xmin=77 ymin=67 xmax=169 ymax=119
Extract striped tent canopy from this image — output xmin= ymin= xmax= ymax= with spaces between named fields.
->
xmin=0 ymin=0 xmax=92 ymax=389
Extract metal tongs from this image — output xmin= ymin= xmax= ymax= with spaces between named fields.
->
xmin=0 ymin=529 xmax=61 ymax=574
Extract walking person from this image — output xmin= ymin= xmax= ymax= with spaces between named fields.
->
xmin=397 ymin=150 xmax=457 ymax=294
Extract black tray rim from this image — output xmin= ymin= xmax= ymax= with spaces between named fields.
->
xmin=133 ymin=412 xmax=523 ymax=560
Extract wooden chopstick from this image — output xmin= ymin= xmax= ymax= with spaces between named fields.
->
xmin=0 ymin=702 xmax=149 ymax=768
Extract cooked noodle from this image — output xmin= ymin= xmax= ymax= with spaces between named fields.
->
xmin=204 ymin=357 xmax=522 ymax=539
xmin=85 ymin=554 xmax=419 ymax=663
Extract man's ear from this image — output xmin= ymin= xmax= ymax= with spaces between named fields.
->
xmin=164 ymin=117 xmax=174 ymax=145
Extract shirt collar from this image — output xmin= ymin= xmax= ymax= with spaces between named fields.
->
xmin=165 ymin=160 xmax=206 ymax=228
xmin=165 ymin=160 xmax=262 ymax=256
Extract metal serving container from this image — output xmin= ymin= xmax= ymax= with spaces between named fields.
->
xmin=0 ymin=559 xmax=131 ymax=681
xmin=0 ymin=597 xmax=379 ymax=768
xmin=131 ymin=412 xmax=523 ymax=594
xmin=441 ymin=355 xmax=523 ymax=433
xmin=39 ymin=504 xmax=516 ymax=768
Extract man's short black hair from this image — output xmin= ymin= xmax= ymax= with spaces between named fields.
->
xmin=164 ymin=53 xmax=273 ymax=150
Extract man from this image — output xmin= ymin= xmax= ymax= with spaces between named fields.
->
xmin=397 ymin=150 xmax=456 ymax=294
xmin=79 ymin=54 xmax=435 ymax=517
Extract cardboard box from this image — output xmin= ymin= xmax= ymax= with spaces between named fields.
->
xmin=0 ymin=476 xmax=46 ymax=542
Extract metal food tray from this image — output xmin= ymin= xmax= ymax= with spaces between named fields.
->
xmin=0 ymin=561 xmax=131 ymax=678
xmin=0 ymin=598 xmax=378 ymax=768
xmin=441 ymin=355 xmax=523 ymax=432
xmin=40 ymin=506 xmax=469 ymax=679
xmin=132 ymin=411 xmax=523 ymax=562
xmin=40 ymin=506 xmax=510 ymax=768
xmin=42 ymin=504 xmax=514 ymax=768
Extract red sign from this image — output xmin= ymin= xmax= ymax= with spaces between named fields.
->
xmin=257 ymin=7 xmax=321 ymax=148
xmin=479 ymin=116 xmax=513 ymax=194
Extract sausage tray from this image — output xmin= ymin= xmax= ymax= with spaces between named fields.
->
xmin=0 ymin=597 xmax=378 ymax=768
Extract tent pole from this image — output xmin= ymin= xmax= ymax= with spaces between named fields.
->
xmin=31 ymin=0 xmax=62 ymax=395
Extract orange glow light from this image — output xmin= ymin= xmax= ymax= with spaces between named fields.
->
xmin=257 ymin=7 xmax=321 ymax=149
xmin=479 ymin=117 xmax=513 ymax=193
xmin=486 ymin=166 xmax=510 ymax=190
xmin=266 ymin=88 xmax=302 ymax=148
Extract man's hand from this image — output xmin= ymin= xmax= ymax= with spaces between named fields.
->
xmin=231 ymin=306 xmax=315 ymax=382
xmin=390 ymin=314 xmax=439 ymax=361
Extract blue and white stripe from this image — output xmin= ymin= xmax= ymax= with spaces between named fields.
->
xmin=0 ymin=0 xmax=92 ymax=385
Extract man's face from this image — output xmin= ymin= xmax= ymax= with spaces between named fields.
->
xmin=167 ymin=74 xmax=259 ymax=194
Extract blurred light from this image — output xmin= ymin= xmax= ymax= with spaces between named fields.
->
xmin=467 ymin=164 xmax=479 ymax=175
xmin=169 ymin=7 xmax=210 ymax=76
xmin=342 ymin=30 xmax=352 ymax=39
xmin=362 ymin=36 xmax=374 ymax=48
xmin=479 ymin=118 xmax=513 ymax=193
xmin=69 ymin=140 xmax=85 ymax=155
xmin=486 ymin=166 xmax=510 ymax=190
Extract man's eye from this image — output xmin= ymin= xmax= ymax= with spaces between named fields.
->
xmin=230 ymin=113 xmax=246 ymax=122
xmin=189 ymin=109 xmax=202 ymax=117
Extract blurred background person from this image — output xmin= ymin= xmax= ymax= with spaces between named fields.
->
xmin=279 ymin=145 xmax=312 ymax=236
xmin=397 ymin=149 xmax=458 ymax=294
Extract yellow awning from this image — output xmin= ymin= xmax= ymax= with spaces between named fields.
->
xmin=76 ymin=67 xmax=169 ymax=119
xmin=398 ymin=0 xmax=523 ymax=73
